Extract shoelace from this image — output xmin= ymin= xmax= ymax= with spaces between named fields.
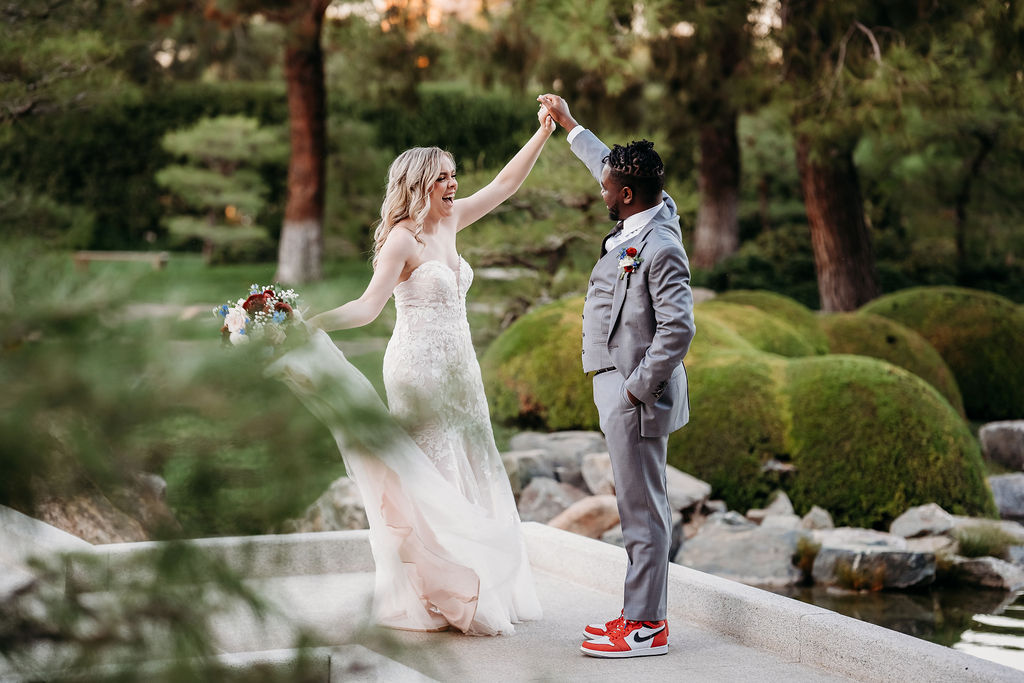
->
xmin=606 ymin=619 xmax=640 ymax=639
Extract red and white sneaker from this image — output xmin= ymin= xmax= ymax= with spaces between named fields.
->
xmin=582 ymin=610 xmax=624 ymax=639
xmin=580 ymin=619 xmax=669 ymax=658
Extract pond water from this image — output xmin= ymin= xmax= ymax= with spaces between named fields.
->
xmin=770 ymin=586 xmax=1024 ymax=672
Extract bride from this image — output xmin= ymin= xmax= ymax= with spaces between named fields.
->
xmin=271 ymin=106 xmax=556 ymax=636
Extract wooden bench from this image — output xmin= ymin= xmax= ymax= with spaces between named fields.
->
xmin=72 ymin=251 xmax=170 ymax=271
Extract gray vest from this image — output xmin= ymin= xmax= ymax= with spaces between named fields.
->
xmin=581 ymin=253 xmax=620 ymax=372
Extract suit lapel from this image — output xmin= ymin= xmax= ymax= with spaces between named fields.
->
xmin=606 ymin=220 xmax=660 ymax=344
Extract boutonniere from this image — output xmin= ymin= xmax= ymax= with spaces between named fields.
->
xmin=617 ymin=246 xmax=643 ymax=280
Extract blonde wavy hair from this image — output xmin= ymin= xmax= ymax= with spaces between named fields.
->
xmin=371 ymin=146 xmax=456 ymax=268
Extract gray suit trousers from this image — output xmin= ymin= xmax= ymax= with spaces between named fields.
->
xmin=593 ymin=370 xmax=672 ymax=622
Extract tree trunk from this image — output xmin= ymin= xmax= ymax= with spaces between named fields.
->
xmin=954 ymin=132 xmax=993 ymax=277
xmin=275 ymin=2 xmax=327 ymax=284
xmin=795 ymin=135 xmax=880 ymax=311
xmin=691 ymin=113 xmax=741 ymax=269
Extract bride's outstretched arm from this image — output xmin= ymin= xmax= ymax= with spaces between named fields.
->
xmin=306 ymin=230 xmax=415 ymax=332
xmin=452 ymin=107 xmax=556 ymax=232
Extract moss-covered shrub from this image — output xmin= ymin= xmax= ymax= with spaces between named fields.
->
xmin=666 ymin=354 xmax=789 ymax=509
xmin=783 ymin=356 xmax=995 ymax=528
xmin=715 ymin=290 xmax=829 ymax=354
xmin=861 ymin=287 xmax=1024 ymax=420
xmin=669 ymin=354 xmax=995 ymax=528
xmin=695 ymin=300 xmax=822 ymax=358
xmin=820 ymin=313 xmax=964 ymax=416
xmin=481 ymin=296 xmax=598 ymax=431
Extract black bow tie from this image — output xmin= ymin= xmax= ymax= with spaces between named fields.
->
xmin=600 ymin=221 xmax=624 ymax=258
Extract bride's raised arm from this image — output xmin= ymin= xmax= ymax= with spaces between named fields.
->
xmin=452 ymin=106 xmax=556 ymax=232
xmin=307 ymin=230 xmax=416 ymax=332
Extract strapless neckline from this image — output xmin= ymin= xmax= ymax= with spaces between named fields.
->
xmin=398 ymin=256 xmax=465 ymax=291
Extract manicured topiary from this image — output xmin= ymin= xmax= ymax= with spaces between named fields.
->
xmin=667 ymin=354 xmax=996 ymax=528
xmin=715 ymin=290 xmax=829 ymax=354
xmin=666 ymin=354 xmax=789 ymax=510
xmin=784 ymin=356 xmax=996 ymax=528
xmin=861 ymin=287 xmax=1024 ymax=420
xmin=820 ymin=313 xmax=965 ymax=417
xmin=481 ymin=296 xmax=598 ymax=430
xmin=684 ymin=310 xmax=756 ymax=364
xmin=695 ymin=300 xmax=821 ymax=358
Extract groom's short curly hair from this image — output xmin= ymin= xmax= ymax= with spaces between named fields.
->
xmin=603 ymin=140 xmax=665 ymax=202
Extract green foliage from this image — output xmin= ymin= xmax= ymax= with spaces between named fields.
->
xmin=714 ymin=290 xmax=829 ymax=354
xmin=954 ymin=524 xmax=1018 ymax=560
xmin=0 ymin=240 xmax=350 ymax=536
xmin=861 ymin=287 xmax=1024 ymax=420
xmin=480 ymin=296 xmax=597 ymax=431
xmin=368 ymin=82 xmax=538 ymax=171
xmin=794 ymin=537 xmax=821 ymax=581
xmin=698 ymin=223 xmax=821 ymax=308
xmin=0 ymin=82 xmax=288 ymax=249
xmin=0 ymin=183 xmax=95 ymax=249
xmin=834 ymin=560 xmax=887 ymax=592
xmin=820 ymin=312 xmax=965 ymax=416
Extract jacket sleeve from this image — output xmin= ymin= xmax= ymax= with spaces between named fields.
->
xmin=623 ymin=241 xmax=695 ymax=405
xmin=569 ymin=129 xmax=611 ymax=184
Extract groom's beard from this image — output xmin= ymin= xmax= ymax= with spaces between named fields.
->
xmin=608 ymin=207 xmax=620 ymax=221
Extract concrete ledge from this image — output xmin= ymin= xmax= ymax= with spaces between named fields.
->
xmin=522 ymin=522 xmax=1020 ymax=682
xmin=64 ymin=530 xmax=375 ymax=590
xmin=0 ymin=505 xmax=92 ymax=562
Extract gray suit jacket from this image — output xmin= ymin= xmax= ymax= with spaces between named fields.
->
xmin=572 ymin=129 xmax=695 ymax=437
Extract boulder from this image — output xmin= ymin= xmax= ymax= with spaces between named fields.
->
xmin=675 ymin=522 xmax=807 ymax=587
xmin=748 ymin=491 xmax=795 ymax=524
xmin=547 ymin=495 xmax=619 ymax=539
xmin=1008 ymin=546 xmax=1024 ymax=566
xmin=949 ymin=556 xmax=1024 ymax=591
xmin=906 ymin=536 xmax=958 ymax=557
xmin=285 ymin=476 xmax=368 ymax=532
xmin=800 ymin=506 xmax=834 ymax=530
xmin=703 ymin=500 xmax=728 ymax=515
xmin=501 ymin=448 xmax=573 ymax=491
xmin=517 ymin=478 xmax=588 ymax=524
xmin=507 ymin=431 xmax=607 ymax=489
xmin=665 ymin=466 xmax=711 ymax=512
xmin=812 ymin=546 xmax=936 ymax=590
xmin=761 ymin=514 xmax=802 ymax=531
xmin=601 ymin=524 xmax=624 ymax=548
xmin=581 ymin=452 xmax=615 ymax=496
xmin=889 ymin=503 xmax=954 ymax=538
xmin=813 ymin=527 xmax=908 ymax=550
xmin=980 ymin=421 xmax=1024 ymax=470
xmin=706 ymin=510 xmax=757 ymax=529
xmin=988 ymin=473 xmax=1024 ymax=522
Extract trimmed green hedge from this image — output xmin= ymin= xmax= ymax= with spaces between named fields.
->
xmin=715 ymin=289 xmax=829 ymax=354
xmin=861 ymin=287 xmax=1024 ymax=420
xmin=695 ymin=300 xmax=823 ymax=358
xmin=820 ymin=312 xmax=964 ymax=416
xmin=783 ymin=356 xmax=994 ymax=526
xmin=667 ymin=354 xmax=995 ymax=528
xmin=481 ymin=296 xmax=598 ymax=431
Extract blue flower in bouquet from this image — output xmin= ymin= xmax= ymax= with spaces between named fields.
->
xmin=216 ymin=304 xmax=230 ymax=318
xmin=250 ymin=284 xmax=262 ymax=295
xmin=272 ymin=310 xmax=288 ymax=324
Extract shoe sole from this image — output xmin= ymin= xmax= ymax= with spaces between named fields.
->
xmin=580 ymin=644 xmax=668 ymax=658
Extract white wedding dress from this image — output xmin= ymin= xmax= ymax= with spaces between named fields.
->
xmin=268 ymin=256 xmax=541 ymax=635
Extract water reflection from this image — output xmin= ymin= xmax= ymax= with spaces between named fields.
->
xmin=771 ymin=586 xmax=1024 ymax=671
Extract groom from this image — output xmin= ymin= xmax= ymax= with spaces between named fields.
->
xmin=538 ymin=94 xmax=695 ymax=658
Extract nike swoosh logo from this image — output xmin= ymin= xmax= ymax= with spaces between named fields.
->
xmin=633 ymin=628 xmax=665 ymax=643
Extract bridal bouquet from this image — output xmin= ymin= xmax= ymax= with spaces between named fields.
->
xmin=213 ymin=284 xmax=303 ymax=347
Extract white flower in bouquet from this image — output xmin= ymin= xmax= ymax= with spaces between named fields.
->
xmin=229 ymin=330 xmax=250 ymax=346
xmin=224 ymin=306 xmax=249 ymax=334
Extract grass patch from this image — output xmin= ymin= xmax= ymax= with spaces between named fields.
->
xmin=954 ymin=524 xmax=1019 ymax=560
